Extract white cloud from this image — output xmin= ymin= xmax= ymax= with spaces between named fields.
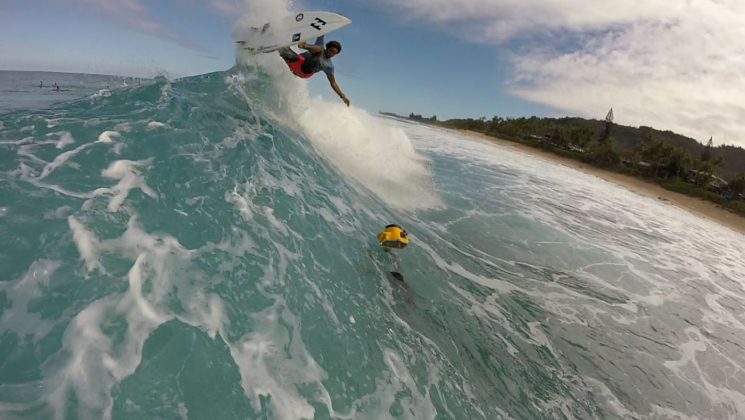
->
xmin=373 ymin=0 xmax=745 ymax=146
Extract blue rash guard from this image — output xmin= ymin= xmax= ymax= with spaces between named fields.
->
xmin=300 ymin=37 xmax=334 ymax=76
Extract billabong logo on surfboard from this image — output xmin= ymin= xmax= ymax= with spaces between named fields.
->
xmin=234 ymin=11 xmax=351 ymax=54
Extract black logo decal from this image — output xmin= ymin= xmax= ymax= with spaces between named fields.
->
xmin=292 ymin=33 xmax=301 ymax=42
xmin=295 ymin=13 xmax=304 ymax=22
xmin=310 ymin=17 xmax=327 ymax=30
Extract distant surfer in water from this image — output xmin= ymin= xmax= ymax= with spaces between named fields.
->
xmin=278 ymin=35 xmax=350 ymax=106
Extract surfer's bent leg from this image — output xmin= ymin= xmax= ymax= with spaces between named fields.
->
xmin=278 ymin=47 xmax=299 ymax=63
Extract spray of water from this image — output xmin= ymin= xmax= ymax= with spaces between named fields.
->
xmin=232 ymin=2 xmax=441 ymax=211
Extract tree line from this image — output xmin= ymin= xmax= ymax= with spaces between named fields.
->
xmin=381 ymin=112 xmax=745 ymax=216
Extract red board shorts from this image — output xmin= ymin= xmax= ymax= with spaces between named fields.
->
xmin=286 ymin=55 xmax=314 ymax=79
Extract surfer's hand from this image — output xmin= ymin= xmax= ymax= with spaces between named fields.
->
xmin=342 ymin=96 xmax=350 ymax=106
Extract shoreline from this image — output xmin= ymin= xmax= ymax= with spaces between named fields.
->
xmin=455 ymin=129 xmax=745 ymax=237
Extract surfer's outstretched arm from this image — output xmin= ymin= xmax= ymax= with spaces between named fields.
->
xmin=298 ymin=35 xmax=324 ymax=54
xmin=326 ymin=73 xmax=350 ymax=106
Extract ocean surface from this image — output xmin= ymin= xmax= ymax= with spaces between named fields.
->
xmin=0 ymin=71 xmax=143 ymax=115
xmin=1 ymin=65 xmax=744 ymax=420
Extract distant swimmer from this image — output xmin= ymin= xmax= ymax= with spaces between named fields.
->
xmin=278 ymin=35 xmax=350 ymax=106
xmin=39 ymin=81 xmax=43 ymax=88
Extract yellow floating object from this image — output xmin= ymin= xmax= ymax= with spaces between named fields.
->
xmin=377 ymin=224 xmax=409 ymax=250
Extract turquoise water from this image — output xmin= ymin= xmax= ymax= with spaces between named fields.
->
xmin=0 ymin=71 xmax=136 ymax=114
xmin=1 ymin=65 xmax=745 ymax=419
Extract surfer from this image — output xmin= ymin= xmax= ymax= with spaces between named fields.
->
xmin=278 ymin=35 xmax=350 ymax=106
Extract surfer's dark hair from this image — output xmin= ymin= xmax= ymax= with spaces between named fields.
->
xmin=326 ymin=40 xmax=342 ymax=52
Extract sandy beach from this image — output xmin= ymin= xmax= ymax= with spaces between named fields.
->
xmin=457 ymin=129 xmax=745 ymax=237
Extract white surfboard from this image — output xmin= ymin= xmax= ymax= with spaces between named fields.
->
xmin=234 ymin=11 xmax=351 ymax=54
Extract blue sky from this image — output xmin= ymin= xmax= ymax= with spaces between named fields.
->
xmin=2 ymin=0 xmax=744 ymax=147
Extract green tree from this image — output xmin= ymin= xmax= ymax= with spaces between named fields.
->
xmin=664 ymin=147 xmax=693 ymax=179
xmin=590 ymin=141 xmax=620 ymax=166
xmin=634 ymin=133 xmax=693 ymax=179
xmin=548 ymin=126 xmax=566 ymax=147
xmin=567 ymin=126 xmax=593 ymax=147
xmin=729 ymin=174 xmax=745 ymax=196
xmin=636 ymin=134 xmax=665 ymax=177
xmin=693 ymin=154 xmax=724 ymax=182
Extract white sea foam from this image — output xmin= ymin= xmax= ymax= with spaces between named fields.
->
xmin=341 ymin=348 xmax=437 ymax=419
xmin=147 ymin=121 xmax=165 ymax=129
xmin=157 ymin=80 xmax=172 ymax=105
xmin=41 ymin=216 xmax=229 ymax=419
xmin=29 ymin=180 xmax=99 ymax=200
xmin=127 ymin=254 xmax=171 ymax=324
xmin=112 ymin=142 xmax=125 ymax=154
xmin=0 ymin=260 xmax=61 ymax=340
xmin=45 ymin=297 xmax=119 ymax=419
xmin=36 ymin=141 xmax=95 ymax=180
xmin=97 ymin=130 xmax=121 ymax=143
xmin=100 ymin=159 xmax=157 ymax=212
xmin=46 ymin=131 xmax=75 ymax=149
xmin=233 ymin=48 xmax=441 ymax=211
xmin=227 ymin=182 xmax=298 ymax=239
xmin=0 ymin=138 xmax=32 ymax=145
xmin=295 ymin=102 xmax=442 ymax=210
xmin=68 ymin=216 xmax=101 ymax=272
xmin=43 ymin=206 xmax=73 ymax=219
xmin=227 ymin=303 xmax=326 ymax=419
xmin=417 ymin=239 xmax=516 ymax=294
xmin=227 ymin=185 xmax=254 ymax=221
xmin=114 ymin=123 xmax=132 ymax=133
